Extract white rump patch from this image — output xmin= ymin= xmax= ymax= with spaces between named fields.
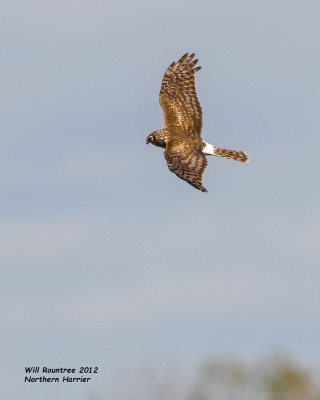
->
xmin=202 ymin=141 xmax=216 ymax=155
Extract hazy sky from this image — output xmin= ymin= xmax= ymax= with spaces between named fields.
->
xmin=1 ymin=1 xmax=320 ymax=399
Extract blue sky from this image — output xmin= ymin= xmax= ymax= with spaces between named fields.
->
xmin=1 ymin=0 xmax=320 ymax=399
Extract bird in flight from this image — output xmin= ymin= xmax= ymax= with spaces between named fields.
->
xmin=146 ymin=52 xmax=249 ymax=192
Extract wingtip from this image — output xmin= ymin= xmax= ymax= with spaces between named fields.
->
xmin=177 ymin=52 xmax=202 ymax=72
xmin=180 ymin=52 xmax=189 ymax=60
xmin=190 ymin=58 xmax=198 ymax=68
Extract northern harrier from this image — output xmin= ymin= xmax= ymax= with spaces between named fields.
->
xmin=146 ymin=52 xmax=249 ymax=192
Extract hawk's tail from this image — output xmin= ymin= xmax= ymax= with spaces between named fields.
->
xmin=214 ymin=147 xmax=249 ymax=163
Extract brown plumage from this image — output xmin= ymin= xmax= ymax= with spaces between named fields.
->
xmin=160 ymin=53 xmax=203 ymax=138
xmin=213 ymin=147 xmax=249 ymax=163
xmin=164 ymin=130 xmax=208 ymax=192
xmin=146 ymin=52 xmax=249 ymax=192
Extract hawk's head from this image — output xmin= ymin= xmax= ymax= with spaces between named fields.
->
xmin=146 ymin=129 xmax=168 ymax=148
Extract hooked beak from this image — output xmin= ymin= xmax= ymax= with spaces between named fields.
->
xmin=146 ymin=137 xmax=150 ymax=145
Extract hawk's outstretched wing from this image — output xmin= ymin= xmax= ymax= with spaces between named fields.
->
xmin=159 ymin=53 xmax=203 ymax=138
xmin=165 ymin=139 xmax=208 ymax=192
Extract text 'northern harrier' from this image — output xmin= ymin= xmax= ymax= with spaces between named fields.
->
xmin=146 ymin=52 xmax=249 ymax=192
